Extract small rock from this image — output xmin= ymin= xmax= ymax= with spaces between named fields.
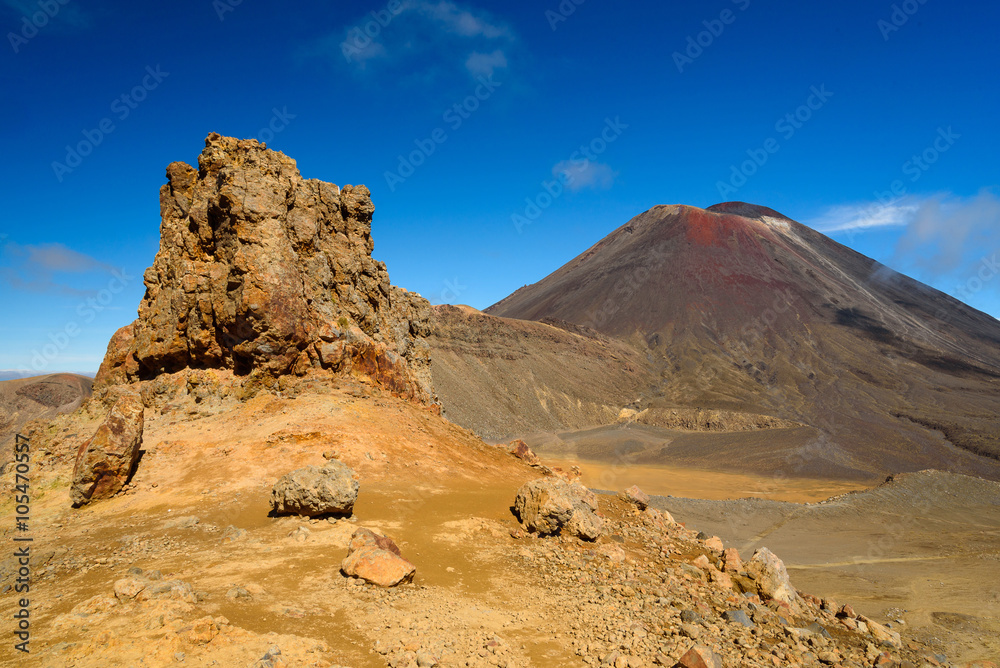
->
xmin=675 ymin=645 xmax=723 ymax=668
xmin=722 ymin=609 xmax=755 ymax=629
xmin=621 ymin=485 xmax=650 ymax=510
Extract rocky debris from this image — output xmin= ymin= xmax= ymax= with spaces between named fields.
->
xmin=621 ymin=485 xmax=650 ymax=510
xmin=113 ymin=574 xmax=198 ymax=604
xmin=722 ymin=547 xmax=742 ymax=573
xmin=270 ymin=460 xmax=359 ymax=517
xmin=675 ymin=645 xmax=724 ymax=668
xmin=702 ymin=536 xmax=724 ymax=552
xmin=70 ymin=394 xmax=144 ymax=507
xmin=744 ymin=547 xmax=803 ymax=610
xmin=507 ymin=439 xmax=541 ymax=466
xmin=341 ymin=527 xmax=416 ymax=587
xmin=513 ymin=477 xmax=604 ymax=541
xmin=93 ymin=133 xmax=434 ymax=404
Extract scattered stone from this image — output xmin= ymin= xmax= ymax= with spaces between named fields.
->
xmin=722 ymin=609 xmax=755 ymax=629
xmin=270 ymin=460 xmax=359 ymax=517
xmin=703 ymin=536 xmax=724 ymax=552
xmin=513 ymin=478 xmax=604 ymax=541
xmin=621 ymin=485 xmax=650 ymax=510
xmin=341 ymin=528 xmax=415 ymax=587
xmin=679 ymin=623 xmax=701 ymax=639
xmin=71 ymin=395 xmax=144 ymax=507
xmin=722 ymin=548 xmax=742 ymax=572
xmin=675 ymin=645 xmax=724 ymax=668
xmin=744 ymin=547 xmax=802 ymax=609
xmin=507 ymin=439 xmax=541 ymax=466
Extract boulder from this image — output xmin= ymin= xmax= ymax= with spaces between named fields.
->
xmin=270 ymin=460 xmax=359 ymax=517
xmin=722 ymin=547 xmax=742 ymax=572
xmin=621 ymin=485 xmax=650 ymax=510
xmin=674 ymin=645 xmax=724 ymax=668
xmin=507 ymin=439 xmax=540 ymax=466
xmin=745 ymin=547 xmax=803 ymax=609
xmin=513 ymin=478 xmax=604 ymax=541
xmin=341 ymin=528 xmax=415 ymax=587
xmin=71 ymin=395 xmax=144 ymax=507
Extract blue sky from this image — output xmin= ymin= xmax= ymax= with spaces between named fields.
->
xmin=1 ymin=0 xmax=998 ymax=374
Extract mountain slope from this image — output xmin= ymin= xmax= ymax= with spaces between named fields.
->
xmin=483 ymin=202 xmax=1000 ymax=479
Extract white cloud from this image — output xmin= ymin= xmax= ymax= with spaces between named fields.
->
xmin=465 ymin=49 xmax=507 ymax=77
xmin=329 ymin=1 xmax=514 ymax=78
xmin=553 ymin=160 xmax=617 ymax=192
xmin=419 ymin=1 xmax=511 ymax=39
xmin=807 ymin=200 xmax=918 ymax=233
xmin=810 ymin=190 xmax=1000 ymax=280
xmin=894 ymin=190 xmax=1000 ymax=275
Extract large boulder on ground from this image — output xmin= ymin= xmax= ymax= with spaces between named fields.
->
xmin=745 ymin=547 xmax=803 ymax=609
xmin=270 ymin=460 xmax=359 ymax=517
xmin=341 ymin=528 xmax=415 ymax=587
xmin=71 ymin=395 xmax=144 ymax=507
xmin=513 ymin=478 xmax=604 ymax=541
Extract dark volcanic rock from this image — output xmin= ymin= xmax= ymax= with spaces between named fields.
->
xmin=94 ymin=133 xmax=432 ymax=403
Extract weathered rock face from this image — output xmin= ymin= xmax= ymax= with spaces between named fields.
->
xmin=513 ymin=478 xmax=604 ymax=541
xmin=95 ymin=133 xmax=433 ymax=403
xmin=341 ymin=528 xmax=416 ymax=587
xmin=270 ymin=460 xmax=359 ymax=517
xmin=71 ymin=395 xmax=144 ymax=507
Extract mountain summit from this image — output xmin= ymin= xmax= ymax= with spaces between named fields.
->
xmin=474 ymin=202 xmax=1000 ymax=478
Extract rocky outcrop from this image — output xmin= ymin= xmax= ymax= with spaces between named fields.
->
xmin=71 ymin=395 xmax=144 ymax=507
xmin=341 ymin=528 xmax=416 ymax=587
xmin=94 ymin=133 xmax=433 ymax=404
xmin=513 ymin=478 xmax=604 ymax=541
xmin=270 ymin=460 xmax=359 ymax=517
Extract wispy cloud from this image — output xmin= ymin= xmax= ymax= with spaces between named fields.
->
xmin=893 ymin=190 xmax=1000 ymax=277
xmin=553 ymin=160 xmax=617 ymax=192
xmin=0 ymin=242 xmax=113 ymax=297
xmin=312 ymin=1 xmax=514 ymax=81
xmin=807 ymin=200 xmax=919 ymax=233
xmin=810 ymin=190 xmax=1000 ymax=281
xmin=465 ymin=49 xmax=507 ymax=77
